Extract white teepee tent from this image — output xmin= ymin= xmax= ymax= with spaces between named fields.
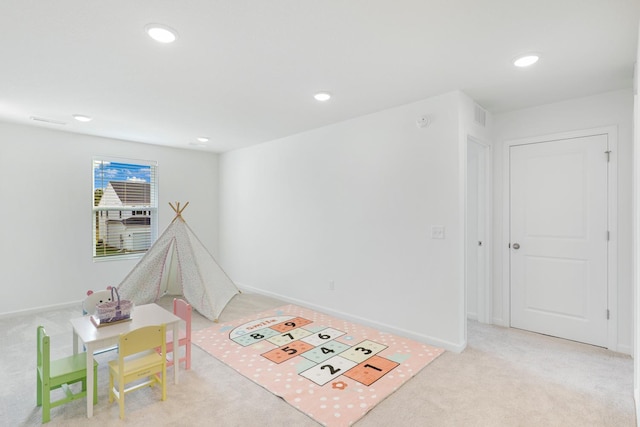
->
xmin=117 ymin=202 xmax=239 ymax=321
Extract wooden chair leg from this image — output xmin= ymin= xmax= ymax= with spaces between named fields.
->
xmin=118 ymin=371 xmax=126 ymax=420
xmin=36 ymin=373 xmax=42 ymax=407
xmin=41 ymin=382 xmax=51 ymax=423
xmin=119 ymin=386 xmax=125 ymax=420
xmin=161 ymin=373 xmax=166 ymax=401
xmin=185 ymin=343 xmax=191 ymax=370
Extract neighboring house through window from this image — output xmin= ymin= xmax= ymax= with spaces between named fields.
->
xmin=93 ymin=158 xmax=158 ymax=260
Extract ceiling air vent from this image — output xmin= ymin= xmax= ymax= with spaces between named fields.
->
xmin=30 ymin=116 xmax=66 ymax=125
xmin=474 ymin=105 xmax=486 ymax=127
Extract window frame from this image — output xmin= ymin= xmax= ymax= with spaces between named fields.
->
xmin=92 ymin=156 xmax=158 ymax=261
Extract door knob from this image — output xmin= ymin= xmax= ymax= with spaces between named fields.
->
xmin=512 ymin=243 xmax=520 ymax=250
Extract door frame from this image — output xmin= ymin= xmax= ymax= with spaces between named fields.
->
xmin=466 ymin=136 xmax=493 ymax=324
xmin=501 ymin=126 xmax=618 ymax=350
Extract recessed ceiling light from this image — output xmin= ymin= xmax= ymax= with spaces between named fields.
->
xmin=196 ymin=137 xmax=209 ymax=143
xmin=73 ymin=114 xmax=93 ymax=122
xmin=314 ymin=92 xmax=331 ymax=101
xmin=513 ymin=54 xmax=539 ymax=68
xmin=145 ymin=24 xmax=178 ymax=43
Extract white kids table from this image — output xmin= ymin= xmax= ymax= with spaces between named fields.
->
xmin=70 ymin=303 xmax=180 ymax=418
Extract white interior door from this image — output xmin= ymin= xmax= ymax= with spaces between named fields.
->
xmin=509 ymin=134 xmax=608 ymax=347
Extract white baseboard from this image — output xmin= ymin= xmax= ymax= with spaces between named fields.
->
xmin=490 ymin=316 xmax=632 ymax=355
xmin=491 ymin=316 xmax=508 ymax=327
xmin=615 ymin=343 xmax=633 ymax=356
xmin=0 ymin=300 xmax=80 ymax=319
xmin=237 ymin=283 xmax=466 ymax=353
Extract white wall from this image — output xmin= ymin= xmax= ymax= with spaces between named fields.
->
xmin=492 ymin=89 xmax=634 ymax=354
xmin=0 ymin=122 xmax=220 ymax=315
xmin=219 ymin=91 xmax=476 ymax=352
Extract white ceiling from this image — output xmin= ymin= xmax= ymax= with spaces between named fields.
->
xmin=1 ymin=1 xmax=638 ymax=152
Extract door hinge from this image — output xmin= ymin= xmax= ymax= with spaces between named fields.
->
xmin=607 ymin=309 xmax=610 ymax=320
xmin=605 ymin=150 xmax=611 ymax=162
xmin=607 ymin=230 xmax=610 ymax=241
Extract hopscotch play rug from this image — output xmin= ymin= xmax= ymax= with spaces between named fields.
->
xmin=193 ymin=304 xmax=444 ymax=426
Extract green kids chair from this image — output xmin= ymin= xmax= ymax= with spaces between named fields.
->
xmin=36 ymin=325 xmax=98 ymax=423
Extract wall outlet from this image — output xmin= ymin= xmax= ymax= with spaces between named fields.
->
xmin=431 ymin=225 xmax=445 ymax=239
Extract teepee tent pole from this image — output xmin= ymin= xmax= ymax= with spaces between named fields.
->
xmin=170 ymin=201 xmax=190 ymax=223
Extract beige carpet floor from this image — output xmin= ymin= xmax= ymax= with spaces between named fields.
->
xmin=2 ymin=292 xmax=635 ymax=426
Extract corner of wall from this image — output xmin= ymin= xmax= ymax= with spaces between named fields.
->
xmin=632 ymin=19 xmax=639 ymax=421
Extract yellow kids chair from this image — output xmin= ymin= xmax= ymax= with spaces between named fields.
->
xmin=108 ymin=324 xmax=167 ymax=419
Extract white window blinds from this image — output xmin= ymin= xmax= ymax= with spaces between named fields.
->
xmin=93 ymin=158 xmax=158 ymax=260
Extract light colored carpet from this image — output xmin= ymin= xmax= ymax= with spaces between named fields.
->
xmin=2 ymin=292 xmax=635 ymax=426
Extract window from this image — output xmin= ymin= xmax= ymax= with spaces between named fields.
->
xmin=93 ymin=158 xmax=158 ymax=260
